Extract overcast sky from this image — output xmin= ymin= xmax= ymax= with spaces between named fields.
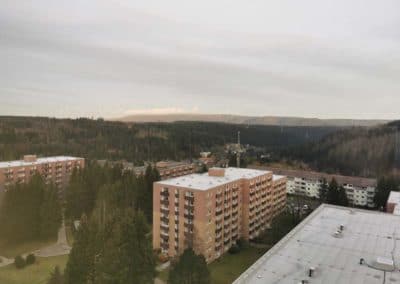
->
xmin=0 ymin=0 xmax=399 ymax=119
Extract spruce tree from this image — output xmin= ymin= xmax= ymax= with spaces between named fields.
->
xmin=319 ymin=178 xmax=328 ymax=203
xmin=337 ymin=186 xmax=349 ymax=206
xmin=168 ymin=248 xmax=211 ymax=284
xmin=47 ymin=266 xmax=64 ymax=284
xmin=64 ymin=215 xmax=96 ymax=284
xmin=40 ymin=184 xmax=62 ymax=239
xmin=326 ymin=178 xmax=339 ymax=205
xmin=94 ymin=210 xmax=155 ymax=284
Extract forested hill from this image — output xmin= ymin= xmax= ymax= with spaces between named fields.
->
xmin=0 ymin=116 xmax=340 ymax=163
xmin=282 ymin=121 xmax=400 ymax=177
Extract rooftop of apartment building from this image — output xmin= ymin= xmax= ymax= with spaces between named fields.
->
xmin=273 ymin=174 xmax=286 ymax=182
xmin=0 ymin=155 xmax=83 ymax=169
xmin=234 ymin=204 xmax=400 ymax=284
xmin=251 ymin=166 xmax=377 ymax=188
xmin=156 ymin=167 xmax=271 ymax=191
xmin=134 ymin=160 xmax=194 ymax=171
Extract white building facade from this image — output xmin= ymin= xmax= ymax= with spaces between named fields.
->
xmin=255 ymin=167 xmax=377 ymax=208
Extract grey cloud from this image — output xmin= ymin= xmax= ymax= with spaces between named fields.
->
xmin=0 ymin=0 xmax=399 ymax=119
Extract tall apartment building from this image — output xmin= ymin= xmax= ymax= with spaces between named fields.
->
xmin=251 ymin=167 xmax=377 ymax=207
xmin=0 ymin=155 xmax=85 ymax=192
xmin=153 ymin=167 xmax=287 ymax=263
xmin=134 ymin=160 xmax=197 ymax=180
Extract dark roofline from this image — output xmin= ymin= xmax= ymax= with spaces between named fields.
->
xmin=250 ymin=166 xmax=377 ymax=187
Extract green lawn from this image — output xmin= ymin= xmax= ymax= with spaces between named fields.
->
xmin=209 ymin=247 xmax=269 ymax=284
xmin=0 ymin=255 xmax=69 ymax=284
xmin=158 ymin=268 xmax=170 ymax=282
xmin=0 ymin=239 xmax=56 ymax=259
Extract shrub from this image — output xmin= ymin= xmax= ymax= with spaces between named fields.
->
xmin=14 ymin=255 xmax=26 ymax=269
xmin=26 ymin=253 xmax=36 ymax=265
xmin=237 ymin=238 xmax=249 ymax=249
xmin=228 ymin=244 xmax=240 ymax=254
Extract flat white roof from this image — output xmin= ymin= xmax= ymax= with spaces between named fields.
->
xmin=0 ymin=156 xmax=83 ymax=169
xmin=156 ymin=167 xmax=271 ymax=191
xmin=234 ymin=204 xmax=400 ymax=284
xmin=273 ymin=174 xmax=285 ymax=181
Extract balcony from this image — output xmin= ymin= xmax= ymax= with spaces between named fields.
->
xmin=160 ymin=231 xmax=169 ymax=238
xmin=184 ymin=203 xmax=194 ymax=210
xmin=184 ymin=213 xmax=194 ymax=219
xmin=184 ymin=196 xmax=194 ymax=203
xmin=184 ymin=222 xmax=194 ymax=229
xmin=161 ymin=242 xmax=169 ymax=250
xmin=161 ymin=207 xmax=169 ymax=215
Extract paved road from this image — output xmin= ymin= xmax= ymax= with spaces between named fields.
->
xmin=0 ymin=221 xmax=71 ymax=267
xmin=0 ymin=256 xmax=13 ymax=268
xmin=33 ymin=221 xmax=71 ymax=257
xmin=154 ymin=277 xmax=166 ymax=284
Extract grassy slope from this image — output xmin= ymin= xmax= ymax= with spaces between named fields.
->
xmin=209 ymin=247 xmax=268 ymax=284
xmin=0 ymin=239 xmax=56 ymax=259
xmin=0 ymin=255 xmax=68 ymax=284
xmin=157 ymin=247 xmax=269 ymax=284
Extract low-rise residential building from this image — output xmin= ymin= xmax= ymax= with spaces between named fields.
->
xmin=0 ymin=155 xmax=84 ymax=192
xmin=135 ymin=160 xmax=197 ymax=180
xmin=153 ymin=167 xmax=287 ymax=263
xmin=234 ymin=204 xmax=400 ymax=284
xmin=251 ymin=167 xmax=377 ymax=207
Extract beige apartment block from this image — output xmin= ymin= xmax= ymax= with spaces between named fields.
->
xmin=153 ymin=167 xmax=287 ymax=263
xmin=134 ymin=160 xmax=197 ymax=180
xmin=272 ymin=175 xmax=287 ymax=218
xmin=0 ymin=155 xmax=85 ymax=192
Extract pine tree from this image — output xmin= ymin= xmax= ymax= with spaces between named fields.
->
xmin=318 ymin=178 xmax=328 ymax=203
xmin=64 ymin=215 xmax=96 ymax=284
xmin=337 ymin=186 xmax=349 ymax=206
xmin=47 ymin=266 xmax=64 ymax=284
xmin=94 ymin=210 xmax=155 ymax=284
xmin=0 ymin=174 xmax=46 ymax=243
xmin=168 ymin=248 xmax=210 ymax=284
xmin=326 ymin=178 xmax=339 ymax=205
xmin=40 ymin=184 xmax=62 ymax=239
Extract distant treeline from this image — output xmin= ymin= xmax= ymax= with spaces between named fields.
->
xmin=0 ymin=116 xmax=340 ymax=163
xmin=281 ymin=121 xmax=400 ymax=177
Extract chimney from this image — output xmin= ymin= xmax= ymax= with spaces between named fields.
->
xmin=23 ymin=155 xmax=37 ymax=162
xmin=208 ymin=168 xmax=225 ymax=177
xmin=308 ymin=267 xmax=315 ymax=277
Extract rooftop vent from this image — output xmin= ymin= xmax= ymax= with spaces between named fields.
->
xmin=333 ymin=230 xmax=343 ymax=238
xmin=308 ymin=267 xmax=315 ymax=277
xmin=375 ymin=257 xmax=394 ymax=271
